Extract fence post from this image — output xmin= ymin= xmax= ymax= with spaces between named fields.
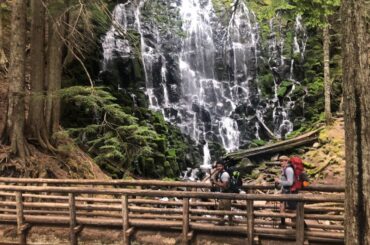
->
xmin=182 ymin=198 xmax=190 ymax=244
xmin=69 ymin=193 xmax=78 ymax=245
xmin=16 ymin=191 xmax=27 ymax=245
xmin=122 ymin=194 xmax=130 ymax=245
xmin=296 ymin=201 xmax=305 ymax=245
xmin=247 ymin=199 xmax=254 ymax=245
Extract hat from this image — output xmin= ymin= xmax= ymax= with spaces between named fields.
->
xmin=278 ymin=155 xmax=290 ymax=161
xmin=216 ymin=159 xmax=226 ymax=166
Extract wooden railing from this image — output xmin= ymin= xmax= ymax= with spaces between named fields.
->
xmin=0 ymin=177 xmax=345 ymax=192
xmin=0 ymin=178 xmax=345 ymax=245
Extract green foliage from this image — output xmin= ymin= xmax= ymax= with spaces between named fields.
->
xmin=257 ymin=73 xmax=274 ymax=97
xmin=212 ymin=0 xmax=234 ymax=24
xmin=250 ymin=139 xmax=267 ymax=147
xmin=277 ymin=80 xmax=292 ymax=97
xmin=290 ymin=0 xmax=341 ymax=28
xmin=61 ymin=86 xmax=200 ymax=179
xmin=141 ymin=1 xmax=184 ymax=38
xmin=248 ymin=0 xmax=295 ymax=21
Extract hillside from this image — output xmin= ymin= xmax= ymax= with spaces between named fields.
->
xmin=249 ymin=118 xmax=345 ymax=186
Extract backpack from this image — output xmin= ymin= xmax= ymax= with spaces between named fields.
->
xmin=289 ymin=156 xmax=310 ymax=192
xmin=219 ymin=167 xmax=242 ymax=193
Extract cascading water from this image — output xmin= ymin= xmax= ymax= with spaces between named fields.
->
xmin=101 ymin=0 xmax=308 ymax=166
xmin=263 ymin=14 xmax=308 ymax=139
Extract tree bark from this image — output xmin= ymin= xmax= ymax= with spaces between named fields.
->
xmin=27 ymin=0 xmax=52 ymax=150
xmin=323 ymin=21 xmax=332 ymax=125
xmin=1 ymin=0 xmax=28 ymax=158
xmin=342 ymin=0 xmax=370 ymax=244
xmin=0 ymin=5 xmax=8 ymax=72
xmin=46 ymin=4 xmax=65 ymax=136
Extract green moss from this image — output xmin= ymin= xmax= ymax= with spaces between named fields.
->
xmin=61 ymin=86 xmax=202 ymax=179
xmin=277 ymin=80 xmax=292 ymax=97
xmin=258 ymin=73 xmax=275 ymax=97
xmin=250 ymin=139 xmax=267 ymax=147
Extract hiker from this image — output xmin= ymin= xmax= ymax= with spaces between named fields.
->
xmin=275 ymin=155 xmax=295 ymax=227
xmin=210 ymin=160 xmax=232 ymax=225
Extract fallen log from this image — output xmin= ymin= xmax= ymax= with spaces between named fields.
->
xmin=226 ymin=128 xmax=322 ymax=161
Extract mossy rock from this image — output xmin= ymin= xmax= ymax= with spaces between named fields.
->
xmin=236 ymin=158 xmax=256 ymax=174
xmin=153 ymin=123 xmax=167 ymax=134
xmin=277 ymin=80 xmax=292 ymax=97
xmin=318 ymin=130 xmax=330 ymax=144
xmin=250 ymin=139 xmax=267 ymax=147
xmin=154 ymin=137 xmax=167 ymax=152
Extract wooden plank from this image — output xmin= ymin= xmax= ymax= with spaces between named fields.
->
xmin=15 ymin=192 xmax=26 ymax=245
xmin=182 ymin=198 xmax=189 ymax=244
xmin=0 ymin=213 xmax=344 ymax=239
xmin=247 ymin=200 xmax=254 ymax=245
xmin=0 ymin=193 xmax=345 ymax=210
xmin=296 ymin=202 xmax=305 ymax=245
xmin=122 ymin=195 xmax=129 ymax=245
xmin=0 ymin=178 xmax=345 ymax=192
xmin=69 ymin=193 xmax=78 ymax=245
xmin=0 ymin=185 xmax=345 ymax=202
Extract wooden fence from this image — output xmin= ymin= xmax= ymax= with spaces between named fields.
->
xmin=0 ymin=178 xmax=345 ymax=245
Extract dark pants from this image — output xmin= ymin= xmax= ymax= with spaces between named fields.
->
xmin=282 ymin=188 xmax=298 ymax=210
xmin=280 ymin=188 xmax=298 ymax=226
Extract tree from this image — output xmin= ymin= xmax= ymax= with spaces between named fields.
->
xmin=323 ymin=17 xmax=332 ymax=124
xmin=342 ymin=0 xmax=370 ymax=243
xmin=27 ymin=0 xmax=54 ymax=149
xmin=1 ymin=0 xmax=28 ymax=158
xmin=0 ymin=3 xmax=8 ymax=73
xmin=45 ymin=1 xmax=66 ymax=136
xmin=291 ymin=0 xmax=341 ymax=125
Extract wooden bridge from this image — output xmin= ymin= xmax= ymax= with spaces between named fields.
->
xmin=0 ymin=178 xmax=344 ymax=245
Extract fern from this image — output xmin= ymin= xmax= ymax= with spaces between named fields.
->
xmin=61 ymin=86 xmax=196 ymax=179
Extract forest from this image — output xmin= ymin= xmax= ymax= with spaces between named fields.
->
xmin=0 ymin=0 xmax=369 ymax=243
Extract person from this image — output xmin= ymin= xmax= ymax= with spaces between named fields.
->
xmin=210 ymin=160 xmax=232 ymax=225
xmin=274 ymin=155 xmax=295 ymax=227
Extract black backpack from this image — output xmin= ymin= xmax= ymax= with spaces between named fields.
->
xmin=217 ymin=167 xmax=243 ymax=193
xmin=227 ymin=167 xmax=243 ymax=193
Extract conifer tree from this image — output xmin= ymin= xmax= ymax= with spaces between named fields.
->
xmin=1 ymin=0 xmax=28 ymax=158
xmin=28 ymin=0 xmax=53 ymax=149
xmin=342 ymin=0 xmax=370 ymax=243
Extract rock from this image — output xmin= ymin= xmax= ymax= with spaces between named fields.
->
xmin=271 ymin=154 xmax=279 ymax=161
xmin=297 ymin=148 xmax=305 ymax=154
xmin=312 ymin=142 xmax=321 ymax=148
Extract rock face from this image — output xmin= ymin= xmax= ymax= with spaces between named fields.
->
xmin=101 ymin=0 xmax=309 ymax=165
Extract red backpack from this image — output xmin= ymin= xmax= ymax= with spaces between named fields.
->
xmin=289 ymin=156 xmax=310 ymax=192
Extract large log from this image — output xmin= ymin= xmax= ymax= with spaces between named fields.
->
xmin=0 ymin=193 xmax=345 ymax=212
xmin=0 ymin=214 xmax=344 ymax=240
xmin=0 ymin=178 xmax=345 ymax=192
xmin=0 ymin=185 xmax=345 ymax=202
xmin=0 ymin=209 xmax=346 ymax=231
xmin=225 ymin=128 xmax=322 ymax=160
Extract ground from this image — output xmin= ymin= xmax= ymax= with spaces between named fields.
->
xmin=0 ymin=71 xmax=109 ymax=179
xmin=250 ymin=117 xmax=346 ymax=186
xmin=303 ymin=118 xmax=345 ymax=185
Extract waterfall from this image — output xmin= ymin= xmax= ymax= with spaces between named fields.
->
xmin=265 ymin=14 xmax=307 ymax=139
xmin=101 ymin=0 xmax=308 ymax=164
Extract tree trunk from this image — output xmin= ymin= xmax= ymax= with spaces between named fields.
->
xmin=1 ymin=0 xmax=28 ymax=158
xmin=342 ymin=0 xmax=370 ymax=244
xmin=46 ymin=5 xmax=65 ymax=136
xmin=0 ymin=6 xmax=8 ymax=72
xmin=28 ymin=0 xmax=52 ymax=150
xmin=323 ymin=21 xmax=332 ymax=125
